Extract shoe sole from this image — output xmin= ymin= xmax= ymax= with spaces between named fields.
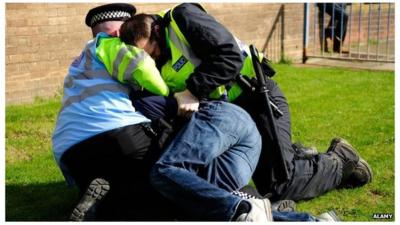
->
xmin=70 ymin=178 xmax=110 ymax=221
xmin=272 ymin=200 xmax=296 ymax=212
xmin=359 ymin=158 xmax=373 ymax=183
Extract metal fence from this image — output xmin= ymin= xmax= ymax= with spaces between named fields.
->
xmin=304 ymin=3 xmax=395 ymax=63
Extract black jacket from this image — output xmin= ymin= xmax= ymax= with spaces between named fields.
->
xmin=159 ymin=3 xmax=243 ymax=99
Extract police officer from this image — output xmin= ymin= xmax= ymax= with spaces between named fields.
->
xmin=52 ymin=3 xmax=176 ymax=221
xmin=119 ymin=3 xmax=372 ymax=202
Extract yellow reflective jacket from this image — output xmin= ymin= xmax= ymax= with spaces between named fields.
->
xmin=159 ymin=5 xmax=264 ymax=101
xmin=96 ymin=35 xmax=169 ymax=96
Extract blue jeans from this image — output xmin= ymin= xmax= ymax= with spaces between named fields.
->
xmin=273 ymin=211 xmax=317 ymax=221
xmin=150 ymin=101 xmax=262 ymax=221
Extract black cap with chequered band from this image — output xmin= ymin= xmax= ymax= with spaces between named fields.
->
xmin=85 ymin=3 xmax=136 ymax=27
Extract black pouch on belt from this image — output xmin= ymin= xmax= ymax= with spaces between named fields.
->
xmin=151 ymin=118 xmax=175 ymax=150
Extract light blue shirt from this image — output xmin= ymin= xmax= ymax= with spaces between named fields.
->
xmin=52 ymin=33 xmax=150 ymax=182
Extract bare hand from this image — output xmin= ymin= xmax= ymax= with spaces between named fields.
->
xmin=174 ymin=89 xmax=199 ymax=118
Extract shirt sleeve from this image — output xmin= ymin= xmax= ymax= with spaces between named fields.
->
xmin=133 ymin=95 xmax=178 ymax=121
xmin=96 ymin=37 xmax=169 ymax=96
xmin=171 ymin=3 xmax=243 ymax=99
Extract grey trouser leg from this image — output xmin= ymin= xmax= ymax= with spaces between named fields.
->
xmin=238 ymin=79 xmax=343 ymax=201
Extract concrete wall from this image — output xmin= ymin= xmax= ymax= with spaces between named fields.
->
xmin=5 ymin=3 xmax=305 ymax=104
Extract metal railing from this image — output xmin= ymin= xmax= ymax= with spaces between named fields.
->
xmin=304 ymin=3 xmax=394 ymax=63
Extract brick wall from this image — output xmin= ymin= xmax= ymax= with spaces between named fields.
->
xmin=5 ymin=3 xmax=304 ymax=104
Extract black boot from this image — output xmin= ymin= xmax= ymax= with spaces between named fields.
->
xmin=327 ymin=138 xmax=373 ymax=188
xmin=70 ymin=178 xmax=110 ymax=221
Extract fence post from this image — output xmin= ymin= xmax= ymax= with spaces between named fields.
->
xmin=306 ymin=2 xmax=393 ymax=62
xmin=303 ymin=3 xmax=310 ymax=63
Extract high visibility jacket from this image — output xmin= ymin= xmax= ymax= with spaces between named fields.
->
xmin=52 ymin=33 xmax=151 ymax=169
xmin=96 ymin=37 xmax=169 ymax=96
xmin=160 ymin=5 xmax=263 ymax=101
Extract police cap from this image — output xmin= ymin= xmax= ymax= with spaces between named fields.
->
xmin=85 ymin=3 xmax=136 ymax=28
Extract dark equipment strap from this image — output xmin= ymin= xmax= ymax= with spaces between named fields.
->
xmin=236 ymin=45 xmax=290 ymax=182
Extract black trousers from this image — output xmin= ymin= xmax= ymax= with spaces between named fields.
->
xmin=234 ymin=79 xmax=343 ymax=201
xmin=61 ymin=123 xmax=179 ymax=220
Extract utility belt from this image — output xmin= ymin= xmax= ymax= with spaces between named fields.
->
xmin=141 ymin=118 xmax=176 ymax=150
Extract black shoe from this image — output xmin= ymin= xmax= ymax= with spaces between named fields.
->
xmin=271 ymin=200 xmax=296 ymax=212
xmin=327 ymin=138 xmax=372 ymax=188
xmin=340 ymin=158 xmax=373 ymax=188
xmin=327 ymin=138 xmax=359 ymax=161
xmin=70 ymin=178 xmax=110 ymax=221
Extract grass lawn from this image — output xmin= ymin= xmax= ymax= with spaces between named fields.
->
xmin=5 ymin=64 xmax=394 ymax=221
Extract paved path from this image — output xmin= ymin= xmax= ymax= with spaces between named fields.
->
xmin=302 ymin=58 xmax=394 ymax=71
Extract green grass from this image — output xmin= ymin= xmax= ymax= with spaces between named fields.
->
xmin=6 ymin=98 xmax=79 ymax=221
xmin=5 ymin=65 xmax=394 ymax=221
xmin=274 ymin=64 xmax=394 ymax=221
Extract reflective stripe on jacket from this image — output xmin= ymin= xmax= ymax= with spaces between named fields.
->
xmin=52 ymin=32 xmax=150 ymax=167
xmin=159 ymin=5 xmax=263 ymax=101
xmin=96 ymin=36 xmax=169 ymax=96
